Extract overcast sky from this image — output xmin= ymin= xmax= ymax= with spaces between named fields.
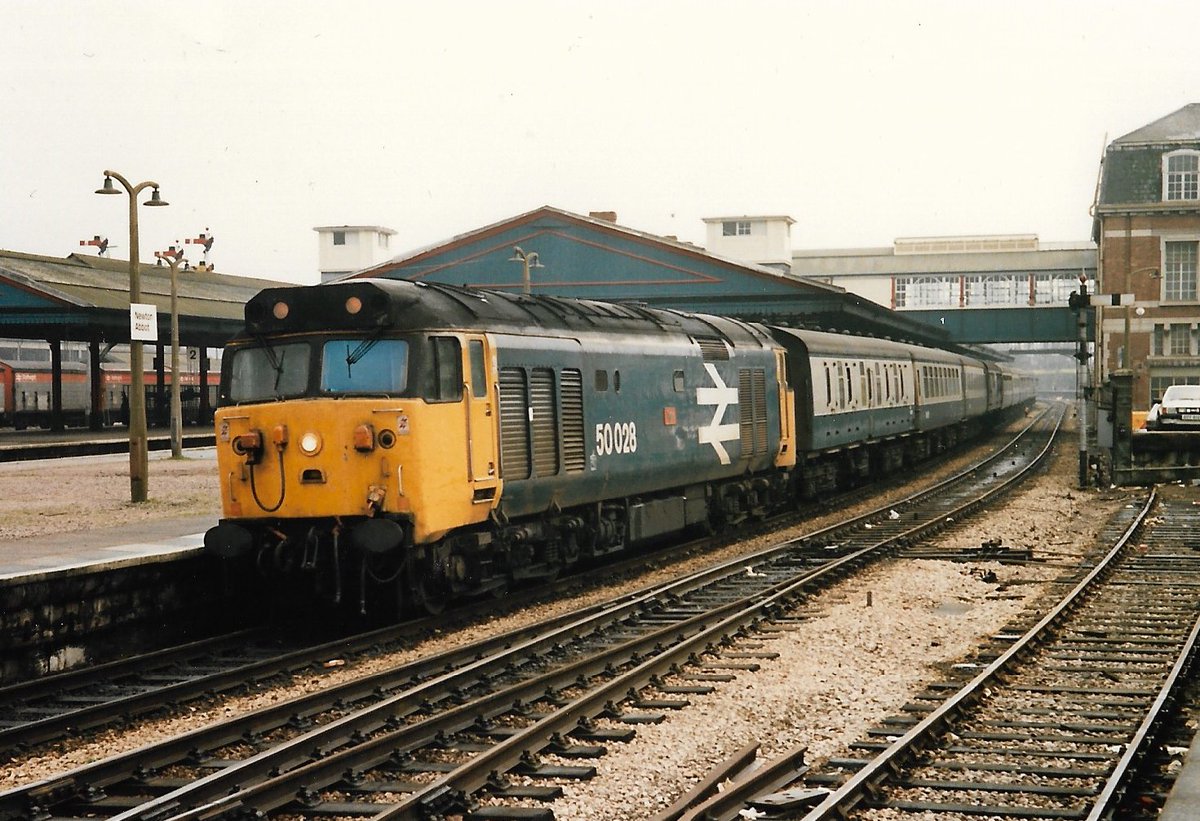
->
xmin=3 ymin=1 xmax=1199 ymax=285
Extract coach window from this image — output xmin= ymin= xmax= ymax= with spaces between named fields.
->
xmin=824 ymin=365 xmax=832 ymax=407
xmin=430 ymin=337 xmax=462 ymax=401
xmin=673 ymin=370 xmax=685 ymax=392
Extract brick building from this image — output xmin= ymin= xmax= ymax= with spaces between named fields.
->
xmin=1095 ymin=103 xmax=1200 ymax=409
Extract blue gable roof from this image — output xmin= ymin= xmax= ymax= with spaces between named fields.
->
xmin=350 ymin=206 xmax=951 ymax=347
xmin=352 ymin=206 xmax=833 ymax=303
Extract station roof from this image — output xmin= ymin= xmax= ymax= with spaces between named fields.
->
xmin=350 ymin=205 xmax=951 ymax=347
xmin=0 ymin=249 xmax=285 ymax=347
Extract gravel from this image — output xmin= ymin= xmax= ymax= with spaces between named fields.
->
xmin=0 ymin=449 xmax=219 ymax=541
xmin=0 ymin=411 xmax=1141 ymax=821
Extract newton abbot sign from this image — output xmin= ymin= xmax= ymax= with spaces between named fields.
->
xmin=130 ymin=303 xmax=158 ymax=342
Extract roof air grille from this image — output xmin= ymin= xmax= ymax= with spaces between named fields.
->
xmin=694 ymin=336 xmax=730 ymax=361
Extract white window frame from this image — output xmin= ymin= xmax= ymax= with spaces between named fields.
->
xmin=1162 ymin=237 xmax=1200 ymax=303
xmin=964 ymin=274 xmax=1021 ymax=306
xmin=1164 ymin=150 xmax=1200 ymax=202
xmin=1034 ymin=273 xmax=1083 ymax=305
xmin=1170 ymin=323 xmax=1192 ymax=356
xmin=894 ymin=276 xmax=958 ymax=309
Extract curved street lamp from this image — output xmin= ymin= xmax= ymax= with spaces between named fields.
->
xmin=155 ymin=244 xmax=187 ymax=459
xmin=508 ymin=246 xmax=544 ymax=295
xmin=96 ymin=170 xmax=168 ymax=502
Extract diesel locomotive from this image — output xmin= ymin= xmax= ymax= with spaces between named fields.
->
xmin=204 ymin=279 xmax=1033 ymax=614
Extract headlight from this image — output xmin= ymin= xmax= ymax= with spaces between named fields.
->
xmin=299 ymin=431 xmax=322 ymax=455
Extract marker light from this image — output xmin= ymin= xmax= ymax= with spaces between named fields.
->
xmin=272 ymin=301 xmax=289 ymax=320
xmin=299 ymin=431 xmax=322 ymax=455
xmin=353 ymin=423 xmax=376 ymax=452
xmin=345 ymin=296 xmax=363 ymax=315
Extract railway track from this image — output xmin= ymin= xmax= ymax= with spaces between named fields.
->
xmin=0 ymin=409 xmax=1046 ymax=757
xmin=0 ymin=432 xmax=215 ymax=462
xmin=675 ymin=485 xmax=1200 ymax=820
xmin=0 ymin=404 xmax=1063 ymax=821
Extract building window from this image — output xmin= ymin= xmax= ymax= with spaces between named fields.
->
xmin=1151 ymin=373 xmax=1200 ymax=406
xmin=332 ymin=231 xmax=346 ymax=246
xmin=1165 ymin=151 xmax=1200 ymax=201
xmin=894 ymin=276 xmax=957 ymax=308
xmin=1034 ymin=273 xmax=1085 ymax=305
xmin=722 ymin=220 xmax=752 ymax=236
xmin=1165 ymin=241 xmax=1199 ymax=302
xmin=1153 ymin=324 xmax=1165 ymax=356
xmin=964 ymin=274 xmax=1021 ymax=306
xmin=1171 ymin=323 xmax=1193 ymax=356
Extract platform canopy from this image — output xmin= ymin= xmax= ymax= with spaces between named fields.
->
xmin=0 ymin=250 xmax=285 ymax=348
xmin=349 ymin=206 xmax=957 ymax=349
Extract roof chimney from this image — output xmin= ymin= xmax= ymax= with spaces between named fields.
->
xmin=589 ymin=211 xmax=618 ymax=223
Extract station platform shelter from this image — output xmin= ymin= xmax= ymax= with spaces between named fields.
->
xmin=0 ymin=250 xmax=287 ymax=431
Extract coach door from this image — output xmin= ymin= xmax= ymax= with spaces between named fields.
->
xmin=464 ymin=335 xmax=500 ymax=502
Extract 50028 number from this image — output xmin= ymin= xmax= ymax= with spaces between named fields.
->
xmin=595 ymin=421 xmax=637 ymax=456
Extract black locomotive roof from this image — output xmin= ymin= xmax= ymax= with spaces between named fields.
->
xmin=240 ymin=278 xmax=772 ymax=349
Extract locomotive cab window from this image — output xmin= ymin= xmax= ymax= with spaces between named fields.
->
xmin=673 ymin=370 xmax=685 ymax=392
xmin=228 ymin=342 xmax=311 ymax=403
xmin=468 ymin=340 xmax=486 ymax=398
xmin=320 ymin=338 xmax=409 ymax=395
xmin=595 ymin=369 xmax=608 ymax=392
xmin=430 ymin=336 xmax=462 ymax=402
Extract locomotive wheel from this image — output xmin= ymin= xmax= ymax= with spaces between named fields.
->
xmin=414 ymin=576 xmax=450 ymax=616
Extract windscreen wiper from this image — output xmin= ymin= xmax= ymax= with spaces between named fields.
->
xmin=344 ymin=332 xmax=383 ymax=379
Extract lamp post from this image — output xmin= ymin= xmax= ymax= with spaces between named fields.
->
xmin=508 ymin=246 xmax=544 ymax=295
xmin=155 ymin=244 xmax=186 ymax=458
xmin=96 ymin=171 xmax=168 ymax=502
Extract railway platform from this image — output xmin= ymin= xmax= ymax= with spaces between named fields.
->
xmin=0 ymin=513 xmax=211 ymax=582
xmin=0 ymin=446 xmax=230 ymax=681
xmin=0 ymin=425 xmax=216 ymax=462
xmin=1161 ymin=733 xmax=1200 ymax=820
xmin=0 ymin=440 xmax=218 ymax=581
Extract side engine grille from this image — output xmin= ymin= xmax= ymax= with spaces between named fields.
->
xmin=529 ymin=368 xmax=560 ymax=477
xmin=739 ymin=367 xmax=768 ymax=458
xmin=561 ymin=368 xmax=585 ymax=473
xmin=498 ymin=367 xmax=530 ymax=479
